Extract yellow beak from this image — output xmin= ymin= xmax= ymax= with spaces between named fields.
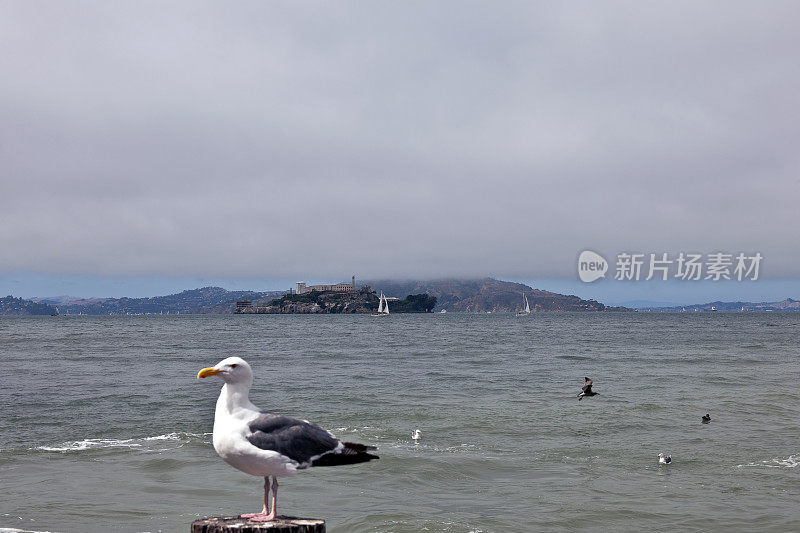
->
xmin=197 ymin=367 xmax=222 ymax=379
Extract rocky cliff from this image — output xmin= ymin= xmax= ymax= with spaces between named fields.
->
xmin=238 ymin=287 xmax=437 ymax=314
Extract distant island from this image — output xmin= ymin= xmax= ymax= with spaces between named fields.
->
xmin=236 ymin=286 xmax=437 ymax=314
xmin=639 ymin=298 xmax=800 ymax=312
xmin=234 ymin=278 xmax=619 ymax=314
xmin=0 ymin=278 xmax=628 ymax=315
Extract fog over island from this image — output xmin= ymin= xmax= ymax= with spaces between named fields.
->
xmin=1 ymin=2 xmax=799 ymax=303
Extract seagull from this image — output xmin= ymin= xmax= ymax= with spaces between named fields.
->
xmin=702 ymin=414 xmax=711 ymax=423
xmin=412 ymin=429 xmax=422 ymax=442
xmin=658 ymin=453 xmax=672 ymax=464
xmin=578 ymin=377 xmax=598 ymax=400
xmin=198 ymin=357 xmax=379 ymax=522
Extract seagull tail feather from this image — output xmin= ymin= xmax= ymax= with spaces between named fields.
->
xmin=311 ymin=442 xmax=379 ymax=467
xmin=341 ymin=441 xmax=378 ymax=452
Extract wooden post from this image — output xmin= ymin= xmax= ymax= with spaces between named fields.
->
xmin=191 ymin=516 xmax=325 ymax=533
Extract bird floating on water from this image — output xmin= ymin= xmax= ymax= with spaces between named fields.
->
xmin=578 ymin=377 xmax=598 ymax=400
xmin=702 ymin=414 xmax=711 ymax=423
xmin=658 ymin=453 xmax=672 ymax=464
xmin=198 ymin=357 xmax=379 ymax=522
xmin=412 ymin=429 xmax=422 ymax=442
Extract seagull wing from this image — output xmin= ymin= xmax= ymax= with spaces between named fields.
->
xmin=246 ymin=413 xmax=377 ymax=468
xmin=246 ymin=414 xmax=337 ymax=466
xmin=582 ymin=378 xmax=593 ymax=392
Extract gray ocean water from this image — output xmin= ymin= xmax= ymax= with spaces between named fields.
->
xmin=1 ymin=313 xmax=799 ymax=533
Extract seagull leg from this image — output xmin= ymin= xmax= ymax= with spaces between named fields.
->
xmin=246 ymin=476 xmax=278 ymax=522
xmin=240 ymin=476 xmax=276 ymax=521
xmin=271 ymin=477 xmax=279 ymax=517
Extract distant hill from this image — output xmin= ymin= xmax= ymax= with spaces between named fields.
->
xmin=361 ymin=278 xmax=613 ymax=312
xmin=640 ymin=298 xmax=800 ymax=312
xmin=6 ymin=278 xmax=624 ymax=315
xmin=46 ymin=287 xmax=286 ymax=315
xmin=0 ymin=295 xmax=56 ymax=316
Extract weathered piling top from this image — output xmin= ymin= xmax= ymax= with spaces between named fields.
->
xmin=191 ymin=516 xmax=325 ymax=533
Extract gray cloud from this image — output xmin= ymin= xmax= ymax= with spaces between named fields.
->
xmin=1 ymin=1 xmax=798 ymax=280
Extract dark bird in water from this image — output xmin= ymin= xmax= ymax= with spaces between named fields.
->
xmin=702 ymin=414 xmax=711 ymax=423
xmin=658 ymin=453 xmax=672 ymax=464
xmin=578 ymin=377 xmax=597 ymax=400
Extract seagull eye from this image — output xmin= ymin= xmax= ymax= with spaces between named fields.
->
xmin=230 ymin=364 xmax=238 ymax=369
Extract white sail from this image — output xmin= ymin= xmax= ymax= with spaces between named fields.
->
xmin=516 ymin=293 xmax=531 ymax=316
xmin=384 ymin=296 xmax=389 ymax=314
xmin=377 ymin=292 xmax=384 ymax=314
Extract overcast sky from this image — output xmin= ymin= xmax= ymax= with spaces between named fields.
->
xmin=1 ymin=1 xmax=798 ymax=298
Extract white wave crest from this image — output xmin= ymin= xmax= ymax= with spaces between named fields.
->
xmin=0 ymin=528 xmax=59 ymax=533
xmin=32 ymin=432 xmax=210 ymax=452
xmin=36 ymin=438 xmax=142 ymax=452
xmin=143 ymin=432 xmax=196 ymax=441
xmin=737 ymin=454 xmax=800 ymax=469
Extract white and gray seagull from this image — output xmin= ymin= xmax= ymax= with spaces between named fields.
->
xmin=198 ymin=357 xmax=379 ymax=521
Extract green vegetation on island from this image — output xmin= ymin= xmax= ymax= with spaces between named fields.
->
xmin=0 ymin=295 xmax=56 ymax=316
xmin=384 ymin=293 xmax=438 ymax=313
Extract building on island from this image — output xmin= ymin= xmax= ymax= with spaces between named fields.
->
xmin=296 ymin=276 xmax=356 ymax=295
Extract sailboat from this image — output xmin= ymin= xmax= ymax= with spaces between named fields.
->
xmin=371 ymin=291 xmax=390 ymax=317
xmin=515 ymin=294 xmax=531 ymax=316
